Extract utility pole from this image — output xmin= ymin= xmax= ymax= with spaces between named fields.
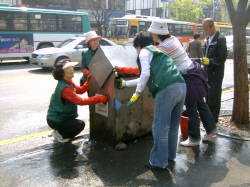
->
xmin=152 ymin=0 xmax=156 ymax=17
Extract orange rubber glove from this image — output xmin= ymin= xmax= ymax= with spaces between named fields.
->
xmin=81 ymin=75 xmax=91 ymax=92
xmin=81 ymin=95 xmax=108 ymax=105
xmin=82 ymin=68 xmax=90 ymax=76
xmin=116 ymin=67 xmax=140 ymax=75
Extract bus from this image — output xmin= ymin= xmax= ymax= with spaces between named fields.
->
xmin=0 ymin=6 xmax=90 ymax=61
xmin=105 ymin=15 xmax=197 ymax=48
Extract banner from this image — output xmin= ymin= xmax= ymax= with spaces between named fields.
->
xmin=0 ymin=34 xmax=34 ymax=54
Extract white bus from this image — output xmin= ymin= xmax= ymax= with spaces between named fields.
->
xmin=0 ymin=5 xmax=90 ymax=61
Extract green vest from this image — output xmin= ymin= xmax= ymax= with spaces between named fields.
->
xmin=47 ymin=80 xmax=78 ymax=123
xmin=80 ymin=49 xmax=94 ymax=83
xmin=145 ymin=45 xmax=185 ymax=97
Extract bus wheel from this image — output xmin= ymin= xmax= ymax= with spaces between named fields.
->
xmin=54 ymin=57 xmax=68 ymax=67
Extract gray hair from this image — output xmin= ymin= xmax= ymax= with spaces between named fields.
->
xmin=203 ymin=18 xmax=214 ymax=28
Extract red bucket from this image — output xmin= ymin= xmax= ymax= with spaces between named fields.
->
xmin=180 ymin=114 xmax=201 ymax=137
xmin=180 ymin=115 xmax=189 ymax=137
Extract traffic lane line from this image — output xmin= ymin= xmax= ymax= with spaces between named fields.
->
xmin=0 ymin=122 xmax=89 ymax=146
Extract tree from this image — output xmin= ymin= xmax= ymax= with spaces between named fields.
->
xmin=225 ymin=0 xmax=250 ymax=129
xmin=86 ymin=0 xmax=125 ymax=36
xmin=169 ymin=0 xmax=205 ymax=22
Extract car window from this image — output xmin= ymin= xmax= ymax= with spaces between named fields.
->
xmin=100 ymin=39 xmax=112 ymax=46
xmin=57 ymin=39 xmax=75 ymax=48
xmin=78 ymin=40 xmax=88 ymax=48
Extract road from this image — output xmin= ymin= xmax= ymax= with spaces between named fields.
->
xmin=0 ymin=60 xmax=250 ymax=187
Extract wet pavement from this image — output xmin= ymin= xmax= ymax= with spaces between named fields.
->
xmin=1 ymin=59 xmax=250 ymax=186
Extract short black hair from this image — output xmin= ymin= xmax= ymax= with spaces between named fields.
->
xmin=158 ymin=34 xmax=171 ymax=41
xmin=133 ymin=32 xmax=153 ymax=48
xmin=52 ymin=59 xmax=70 ymax=80
xmin=193 ymin=33 xmax=200 ymax=39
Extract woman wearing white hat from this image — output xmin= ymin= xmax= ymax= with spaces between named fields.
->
xmin=148 ymin=20 xmax=217 ymax=147
xmin=80 ymin=31 xmax=102 ymax=85
xmin=47 ymin=59 xmax=108 ymax=143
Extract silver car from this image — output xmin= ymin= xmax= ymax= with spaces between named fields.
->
xmin=226 ymin=35 xmax=250 ymax=58
xmin=30 ymin=37 xmax=117 ymax=69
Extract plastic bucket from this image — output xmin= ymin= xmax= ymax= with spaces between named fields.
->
xmin=180 ymin=115 xmax=189 ymax=137
xmin=180 ymin=114 xmax=201 ymax=137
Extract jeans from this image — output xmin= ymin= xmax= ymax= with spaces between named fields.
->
xmin=149 ymin=83 xmax=186 ymax=168
xmin=47 ymin=118 xmax=85 ymax=139
xmin=186 ymin=98 xmax=217 ymax=141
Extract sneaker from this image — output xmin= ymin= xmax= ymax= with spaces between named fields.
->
xmin=180 ymin=138 xmax=200 ymax=147
xmin=202 ymin=131 xmax=217 ymax=142
xmin=51 ymin=131 xmax=70 ymax=143
xmin=144 ymin=162 xmax=167 ymax=170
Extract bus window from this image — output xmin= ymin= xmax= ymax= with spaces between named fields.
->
xmin=58 ymin=15 xmax=82 ymax=32
xmin=138 ymin=21 xmax=151 ymax=32
xmin=42 ymin=14 xmax=56 ymax=31
xmin=105 ymin=20 xmax=128 ymax=39
xmin=3 ymin=12 xmax=28 ymax=30
xmin=129 ymin=26 xmax=137 ymax=38
xmin=182 ymin=25 xmax=193 ymax=36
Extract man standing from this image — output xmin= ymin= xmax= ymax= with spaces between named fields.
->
xmin=186 ymin=33 xmax=203 ymax=64
xmin=202 ymin=18 xmax=227 ymax=123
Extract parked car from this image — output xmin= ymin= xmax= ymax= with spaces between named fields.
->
xmin=226 ymin=35 xmax=250 ymax=58
xmin=30 ymin=37 xmax=117 ymax=69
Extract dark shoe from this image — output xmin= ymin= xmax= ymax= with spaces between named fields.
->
xmin=144 ymin=162 xmax=166 ymax=170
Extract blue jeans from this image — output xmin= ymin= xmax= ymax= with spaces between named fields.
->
xmin=186 ymin=98 xmax=216 ymax=141
xmin=149 ymin=83 xmax=186 ymax=168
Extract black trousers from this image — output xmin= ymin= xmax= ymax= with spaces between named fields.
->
xmin=205 ymin=63 xmax=225 ymax=123
xmin=47 ymin=118 xmax=85 ymax=139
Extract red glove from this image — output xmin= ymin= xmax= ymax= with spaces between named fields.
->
xmin=116 ymin=67 xmax=140 ymax=75
xmin=82 ymin=68 xmax=90 ymax=76
xmin=81 ymin=75 xmax=91 ymax=92
xmin=81 ymin=95 xmax=109 ymax=105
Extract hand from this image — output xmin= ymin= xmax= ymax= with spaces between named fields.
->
xmin=82 ymin=75 xmax=91 ymax=91
xmin=86 ymin=75 xmax=91 ymax=83
xmin=98 ymin=95 xmax=109 ymax=104
xmin=201 ymin=57 xmax=210 ymax=65
xmin=127 ymin=92 xmax=140 ymax=106
xmin=82 ymin=69 xmax=90 ymax=76
xmin=117 ymin=78 xmax=125 ymax=90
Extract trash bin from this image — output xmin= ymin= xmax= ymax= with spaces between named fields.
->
xmin=88 ymin=46 xmax=155 ymax=144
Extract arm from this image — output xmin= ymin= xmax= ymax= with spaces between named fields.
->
xmin=62 ymin=87 xmax=108 ymax=105
xmin=116 ymin=67 xmax=140 ymax=75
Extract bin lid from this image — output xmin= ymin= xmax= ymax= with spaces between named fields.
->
xmin=89 ymin=46 xmax=138 ymax=88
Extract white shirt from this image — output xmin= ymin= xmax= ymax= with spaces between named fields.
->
xmin=125 ymin=48 xmax=153 ymax=93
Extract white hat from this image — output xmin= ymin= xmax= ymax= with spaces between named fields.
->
xmin=148 ymin=19 xmax=169 ymax=35
xmin=84 ymin=31 xmax=101 ymax=43
xmin=62 ymin=61 xmax=79 ymax=69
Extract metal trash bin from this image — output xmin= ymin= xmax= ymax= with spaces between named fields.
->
xmin=88 ymin=46 xmax=155 ymax=144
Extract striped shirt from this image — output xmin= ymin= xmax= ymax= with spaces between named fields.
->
xmin=159 ymin=36 xmax=193 ymax=73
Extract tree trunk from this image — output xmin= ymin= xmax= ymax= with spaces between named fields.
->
xmin=231 ymin=26 xmax=249 ymax=128
xmin=225 ymin=0 xmax=250 ymax=129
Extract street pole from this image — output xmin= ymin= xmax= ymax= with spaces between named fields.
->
xmin=152 ymin=0 xmax=156 ymax=17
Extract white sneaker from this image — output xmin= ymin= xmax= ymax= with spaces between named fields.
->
xmin=180 ymin=139 xmax=200 ymax=147
xmin=202 ymin=131 xmax=217 ymax=142
xmin=51 ymin=131 xmax=70 ymax=143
